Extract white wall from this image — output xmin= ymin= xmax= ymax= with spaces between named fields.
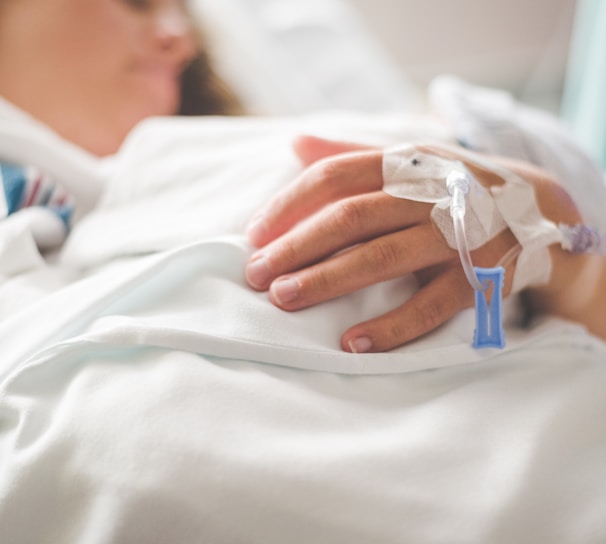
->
xmin=192 ymin=0 xmax=425 ymax=114
xmin=345 ymin=0 xmax=577 ymax=110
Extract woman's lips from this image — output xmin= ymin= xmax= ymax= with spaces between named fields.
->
xmin=131 ymin=62 xmax=182 ymax=110
xmin=134 ymin=62 xmax=180 ymax=81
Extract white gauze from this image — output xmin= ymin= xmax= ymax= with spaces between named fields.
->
xmin=382 ymin=143 xmax=563 ymax=292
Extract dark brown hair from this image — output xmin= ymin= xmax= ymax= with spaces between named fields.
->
xmin=177 ymin=40 xmax=243 ymax=116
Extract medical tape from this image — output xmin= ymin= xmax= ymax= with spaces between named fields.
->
xmin=382 ymin=143 xmax=563 ymax=293
xmin=559 ymin=223 xmax=605 ymax=254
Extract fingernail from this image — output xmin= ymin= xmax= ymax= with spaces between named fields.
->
xmin=348 ymin=336 xmax=372 ymax=354
xmin=272 ymin=277 xmax=300 ymax=305
xmin=246 ymin=215 xmax=267 ymax=245
xmin=246 ymin=257 xmax=271 ymax=288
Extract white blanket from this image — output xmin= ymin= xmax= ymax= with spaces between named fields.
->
xmin=1 ymin=112 xmax=606 ymax=544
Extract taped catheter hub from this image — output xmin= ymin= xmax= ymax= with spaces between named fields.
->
xmin=446 ymin=167 xmax=485 ymax=292
xmin=382 ymin=143 xmax=604 ymax=349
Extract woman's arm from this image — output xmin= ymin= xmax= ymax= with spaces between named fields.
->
xmin=483 ymin=155 xmax=606 ymax=340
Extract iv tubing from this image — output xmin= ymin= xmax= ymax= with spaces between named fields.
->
xmin=447 ymin=169 xmax=486 ymax=291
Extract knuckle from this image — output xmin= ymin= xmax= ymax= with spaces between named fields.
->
xmin=315 ymin=157 xmax=343 ymax=181
xmin=331 ymin=199 xmax=364 ymax=232
xmin=312 ymin=158 xmax=347 ymax=195
xmin=367 ymin=239 xmax=401 ymax=272
xmin=313 ymin=159 xmax=342 ymax=191
xmin=307 ymin=262 xmax=337 ymax=294
xmin=317 ymin=267 xmax=338 ymax=294
xmin=274 ymin=237 xmax=300 ymax=269
xmin=412 ymin=299 xmax=444 ymax=333
xmin=386 ymin=320 xmax=407 ymax=346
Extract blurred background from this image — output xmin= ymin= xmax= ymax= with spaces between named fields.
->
xmin=191 ymin=0 xmax=603 ymax=167
xmin=192 ymin=0 xmax=576 ymax=114
xmin=349 ymin=0 xmax=576 ymax=112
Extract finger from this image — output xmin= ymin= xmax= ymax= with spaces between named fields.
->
xmin=342 ymin=267 xmax=474 ymax=353
xmin=342 ymin=227 xmax=521 ymax=353
xmin=246 ymin=150 xmax=384 ymax=247
xmin=246 ymin=192 xmax=433 ymax=290
xmin=265 ymin=224 xmax=456 ymax=309
xmin=292 ymin=135 xmax=377 ymax=166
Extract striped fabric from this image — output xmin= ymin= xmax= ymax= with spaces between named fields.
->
xmin=0 ymin=161 xmax=74 ymax=228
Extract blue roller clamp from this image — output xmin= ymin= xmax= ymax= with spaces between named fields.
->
xmin=473 ymin=266 xmax=506 ymax=349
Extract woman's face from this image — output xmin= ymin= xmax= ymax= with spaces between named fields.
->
xmin=0 ymin=0 xmax=198 ymax=155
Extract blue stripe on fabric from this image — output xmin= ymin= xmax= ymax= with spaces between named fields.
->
xmin=0 ymin=162 xmax=26 ymax=215
xmin=51 ymin=205 xmax=74 ymax=229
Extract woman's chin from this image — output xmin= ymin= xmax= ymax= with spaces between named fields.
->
xmin=140 ymin=94 xmax=180 ymax=121
xmin=132 ymin=73 xmax=182 ymax=116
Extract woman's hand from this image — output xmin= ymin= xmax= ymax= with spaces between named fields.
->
xmin=245 ymin=136 xmax=603 ymax=352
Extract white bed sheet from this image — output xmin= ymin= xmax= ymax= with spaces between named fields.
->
xmin=1 ymin=113 xmax=606 ymax=543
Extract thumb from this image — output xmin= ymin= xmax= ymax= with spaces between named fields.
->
xmin=292 ymin=135 xmax=376 ymax=166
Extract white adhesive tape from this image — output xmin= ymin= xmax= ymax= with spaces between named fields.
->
xmin=382 ymin=143 xmax=563 ymax=292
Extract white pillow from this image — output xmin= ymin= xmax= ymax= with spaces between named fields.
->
xmin=190 ymin=0 xmax=422 ymax=114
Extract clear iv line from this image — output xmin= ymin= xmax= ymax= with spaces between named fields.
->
xmin=446 ymin=168 xmax=486 ymax=291
xmin=446 ymin=166 xmax=506 ymax=349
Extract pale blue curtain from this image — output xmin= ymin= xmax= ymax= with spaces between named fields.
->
xmin=562 ymin=0 xmax=606 ymax=168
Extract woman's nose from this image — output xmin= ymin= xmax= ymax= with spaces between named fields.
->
xmin=154 ymin=6 xmax=198 ymax=66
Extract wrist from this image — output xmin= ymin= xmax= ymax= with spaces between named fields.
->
xmin=526 ymin=248 xmax=606 ymax=339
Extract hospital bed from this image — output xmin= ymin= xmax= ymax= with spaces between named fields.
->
xmin=1 ymin=1 xmax=606 ymax=543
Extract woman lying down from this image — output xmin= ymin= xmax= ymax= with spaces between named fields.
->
xmin=2 ymin=87 xmax=606 ymax=543
xmin=2 ymin=78 xmax=604 ymax=358
xmin=5 ymin=80 xmax=606 ymax=544
xmin=2 ymin=2 xmax=606 ymax=542
xmin=0 ymin=0 xmax=603 ymax=358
